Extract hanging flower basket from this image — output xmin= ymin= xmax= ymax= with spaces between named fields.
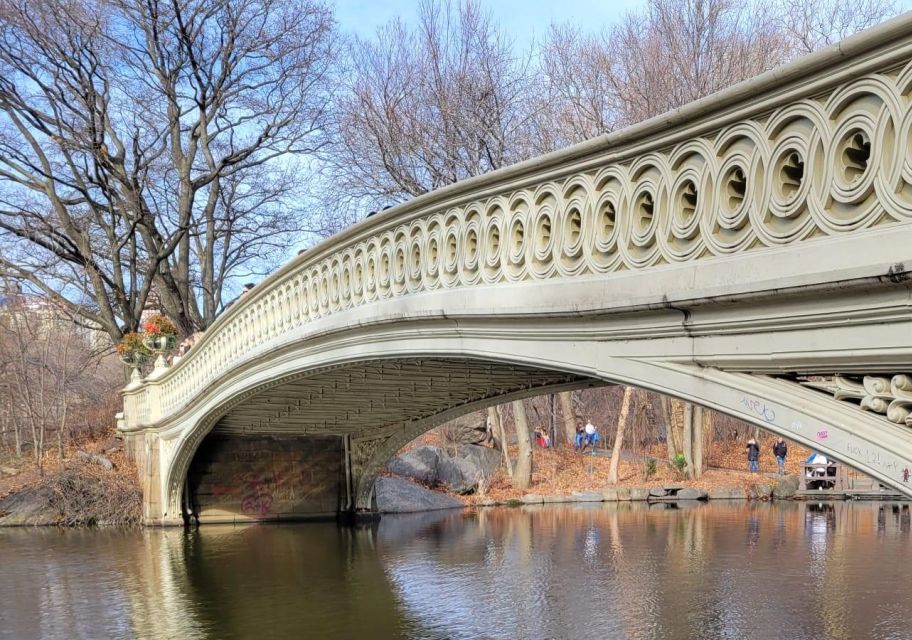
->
xmin=141 ymin=314 xmax=179 ymax=353
xmin=116 ymin=332 xmax=151 ymax=366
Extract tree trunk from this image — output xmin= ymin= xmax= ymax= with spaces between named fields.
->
xmin=683 ymin=402 xmax=694 ymax=479
xmin=549 ymin=394 xmax=557 ymax=447
xmin=558 ymin=391 xmax=577 ymax=446
xmin=661 ymin=395 xmax=678 ymax=460
xmin=511 ymin=400 xmax=533 ymax=490
xmin=672 ymin=400 xmax=685 ymax=455
xmin=489 ymin=406 xmax=513 ymax=478
xmin=608 ymin=386 xmax=634 ymax=484
xmin=702 ymin=408 xmax=714 ymax=471
xmin=693 ymin=405 xmax=704 ymax=479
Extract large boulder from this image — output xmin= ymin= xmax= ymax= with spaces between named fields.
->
xmin=453 ymin=444 xmax=501 ymax=478
xmin=773 ymin=475 xmax=800 ymax=498
xmin=387 ymin=443 xmax=501 ymax=494
xmin=386 ymin=446 xmax=442 ymax=484
xmin=374 ymin=476 xmax=464 ymax=513
xmin=0 ymin=486 xmax=57 ymax=526
xmin=750 ymin=483 xmax=774 ymax=499
xmin=437 ymin=455 xmax=482 ymax=494
xmin=438 ymin=411 xmax=493 ymax=446
xmin=434 ymin=444 xmax=502 ymax=494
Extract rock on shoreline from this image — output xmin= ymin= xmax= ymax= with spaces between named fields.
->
xmin=375 ymin=476 xmax=465 ymax=513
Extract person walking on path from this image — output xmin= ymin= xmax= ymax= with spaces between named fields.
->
xmin=746 ymin=438 xmax=761 ymax=473
xmin=773 ymin=438 xmax=788 ymax=475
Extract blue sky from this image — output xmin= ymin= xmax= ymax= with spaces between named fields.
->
xmin=332 ymin=0 xmax=647 ymax=47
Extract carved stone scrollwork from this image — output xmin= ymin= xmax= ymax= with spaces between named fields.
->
xmin=800 ymin=374 xmax=912 ymax=426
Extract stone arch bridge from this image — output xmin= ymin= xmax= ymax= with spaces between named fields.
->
xmin=120 ymin=17 xmax=912 ymax=525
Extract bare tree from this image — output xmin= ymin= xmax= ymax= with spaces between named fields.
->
xmin=557 ymin=391 xmax=577 ymax=446
xmin=0 ymin=0 xmax=336 ymax=341
xmin=608 ymin=387 xmax=635 ymax=485
xmin=322 ymin=0 xmax=533 ymax=217
xmin=488 ymin=406 xmax=512 ymax=477
xmin=537 ymin=0 xmax=897 ymax=149
xmin=0 ymin=288 xmax=118 ymax=472
xmin=534 ymin=24 xmax=622 ymax=149
xmin=778 ymin=0 xmax=899 ymax=53
xmin=511 ymin=400 xmax=533 ymax=490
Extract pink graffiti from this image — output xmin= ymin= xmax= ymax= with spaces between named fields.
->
xmin=816 ymin=430 xmax=829 ymax=441
xmin=240 ymin=473 xmax=274 ymax=516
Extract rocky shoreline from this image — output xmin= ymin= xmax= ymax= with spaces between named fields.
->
xmin=375 ymin=444 xmax=803 ymax=513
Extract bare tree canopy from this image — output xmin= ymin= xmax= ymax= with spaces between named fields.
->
xmin=321 ymin=0 xmax=533 ymax=220
xmin=319 ymin=0 xmax=899 ymax=223
xmin=778 ymin=0 xmax=900 ymax=53
xmin=537 ymin=0 xmax=899 ymax=147
xmin=0 ymin=0 xmax=336 ymax=341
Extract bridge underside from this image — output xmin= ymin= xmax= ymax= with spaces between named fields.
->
xmin=182 ymin=358 xmax=598 ymax=523
xmin=210 ymin=358 xmax=592 ymax=438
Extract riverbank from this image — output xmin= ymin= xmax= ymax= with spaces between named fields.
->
xmin=0 ymin=440 xmax=141 ymax=526
xmin=0 ymin=432 xmax=888 ymax=526
xmin=384 ymin=433 xmax=818 ymax=511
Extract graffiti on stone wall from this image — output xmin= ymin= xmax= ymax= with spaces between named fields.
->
xmin=188 ymin=436 xmax=343 ymax=518
xmin=740 ymin=396 xmax=776 ymax=423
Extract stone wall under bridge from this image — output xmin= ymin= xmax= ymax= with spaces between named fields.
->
xmin=123 ymin=433 xmax=348 ymax=525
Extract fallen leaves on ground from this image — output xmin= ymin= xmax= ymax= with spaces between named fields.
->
xmin=403 ymin=432 xmax=840 ymax=505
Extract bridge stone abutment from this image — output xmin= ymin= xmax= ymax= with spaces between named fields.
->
xmin=121 ymin=16 xmax=912 ymax=524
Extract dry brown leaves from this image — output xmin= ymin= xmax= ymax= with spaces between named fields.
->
xmin=462 ymin=436 xmax=814 ymax=505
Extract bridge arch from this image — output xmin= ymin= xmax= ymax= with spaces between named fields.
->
xmin=152 ymin=328 xmax=912 ymax=524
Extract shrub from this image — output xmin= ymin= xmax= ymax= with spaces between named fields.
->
xmin=672 ymin=453 xmax=688 ymax=478
xmin=643 ymin=457 xmax=658 ymax=481
xmin=44 ymin=458 xmax=142 ymax=526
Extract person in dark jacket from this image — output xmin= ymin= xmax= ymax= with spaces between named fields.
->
xmin=773 ymin=438 xmax=788 ymax=475
xmin=746 ymin=438 xmax=760 ymax=472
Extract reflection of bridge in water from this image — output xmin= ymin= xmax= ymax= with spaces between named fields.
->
xmin=120 ymin=16 xmax=912 ymax=525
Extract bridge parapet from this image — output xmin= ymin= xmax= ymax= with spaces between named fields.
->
xmin=121 ymin=17 xmax=912 ymax=431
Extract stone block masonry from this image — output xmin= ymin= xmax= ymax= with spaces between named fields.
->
xmin=187 ymin=435 xmax=343 ymax=524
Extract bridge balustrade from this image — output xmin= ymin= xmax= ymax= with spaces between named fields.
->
xmin=121 ymin=19 xmax=912 ymax=432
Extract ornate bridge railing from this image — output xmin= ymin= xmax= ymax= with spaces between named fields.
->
xmin=121 ymin=16 xmax=912 ymax=431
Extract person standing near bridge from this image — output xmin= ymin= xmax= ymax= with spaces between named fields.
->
xmin=773 ymin=438 xmax=788 ymax=475
xmin=746 ymin=438 xmax=760 ymax=473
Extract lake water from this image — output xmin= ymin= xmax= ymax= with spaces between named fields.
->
xmin=1 ymin=501 xmax=911 ymax=640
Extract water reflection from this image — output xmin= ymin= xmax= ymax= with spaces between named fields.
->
xmin=0 ymin=501 xmax=910 ymax=640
